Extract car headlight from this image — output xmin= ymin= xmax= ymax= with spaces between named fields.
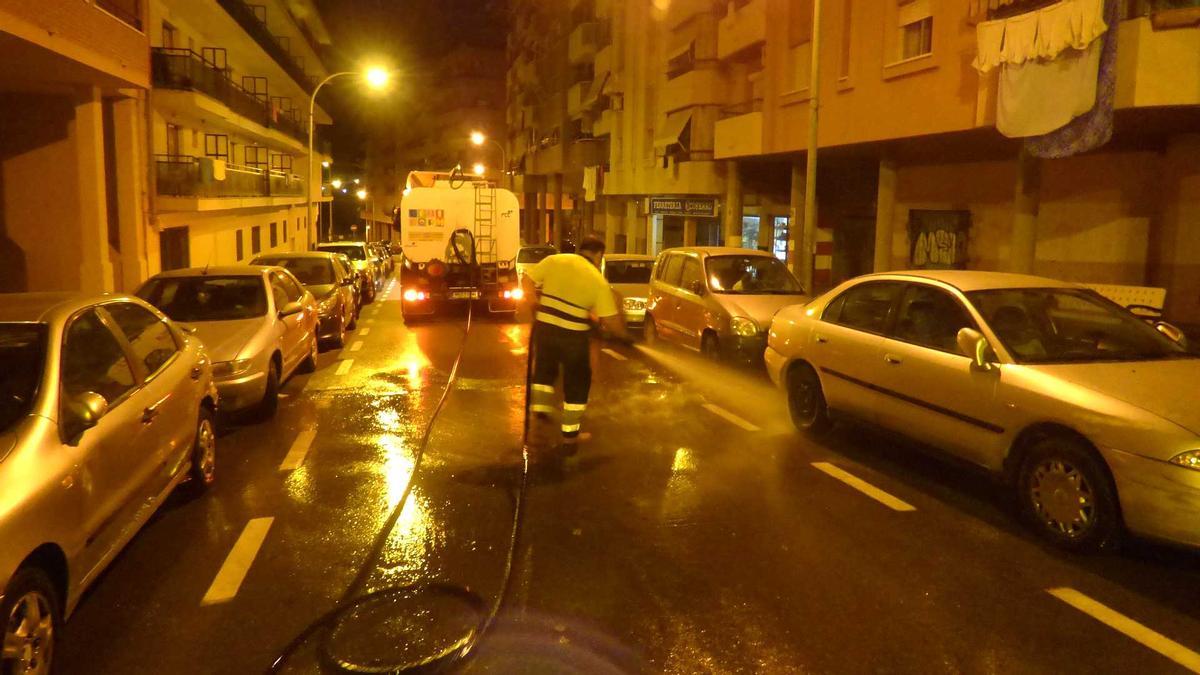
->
xmin=623 ymin=297 xmax=646 ymax=312
xmin=1169 ymin=450 xmax=1200 ymax=471
xmin=212 ymin=358 xmax=254 ymax=378
xmin=731 ymin=316 xmax=760 ymax=337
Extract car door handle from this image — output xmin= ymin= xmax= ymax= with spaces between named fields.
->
xmin=142 ymin=395 xmax=169 ymax=424
xmin=883 ymin=353 xmax=903 ymax=365
xmin=190 ymin=366 xmax=202 ymax=381
xmin=814 ymin=334 xmax=828 ymax=344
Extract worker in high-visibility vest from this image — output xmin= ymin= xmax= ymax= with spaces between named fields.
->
xmin=522 ymin=235 xmax=633 ymax=456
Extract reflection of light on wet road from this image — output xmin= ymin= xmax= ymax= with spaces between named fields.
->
xmin=283 ymin=464 xmax=314 ymax=504
xmin=378 ymin=433 xmax=416 ymax=511
xmin=660 ymin=447 xmax=700 ymax=526
xmin=670 ymin=447 xmax=696 ymax=474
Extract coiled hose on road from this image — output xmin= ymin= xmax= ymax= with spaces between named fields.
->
xmin=268 ymin=304 xmax=536 ymax=673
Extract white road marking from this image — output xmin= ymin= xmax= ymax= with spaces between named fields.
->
xmin=201 ymin=517 xmax=274 ymax=606
xmin=601 ymin=348 xmax=627 ymax=361
xmin=702 ymin=403 xmax=760 ymax=432
xmin=350 ymin=341 xmax=364 ymax=352
xmin=1048 ymin=588 xmax=1200 ymax=672
xmin=279 ymin=428 xmax=317 ymax=471
xmin=335 ymin=359 xmax=354 ymax=376
xmin=358 ymin=328 xmax=371 ymax=336
xmin=363 ymin=319 xmax=374 ymax=325
xmin=811 ymin=462 xmax=916 ymax=512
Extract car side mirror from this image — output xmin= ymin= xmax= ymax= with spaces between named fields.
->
xmin=956 ymin=327 xmax=996 ymax=371
xmin=64 ymin=391 xmax=108 ymax=443
xmin=687 ymin=280 xmax=706 ymax=296
xmin=278 ymin=301 xmax=303 ymax=318
xmin=340 ymin=277 xmax=356 ymax=287
xmin=1155 ymin=321 xmax=1189 ymax=349
xmin=180 ymin=325 xmax=197 ymax=335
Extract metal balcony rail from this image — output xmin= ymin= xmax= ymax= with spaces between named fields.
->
xmin=215 ymin=0 xmax=316 ymax=93
xmin=152 ymin=48 xmax=309 ymax=143
xmin=155 ymin=155 xmax=304 ymax=199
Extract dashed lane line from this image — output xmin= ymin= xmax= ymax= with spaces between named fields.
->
xmin=201 ymin=517 xmax=274 ymax=606
xmin=1048 ymin=588 xmax=1200 ymax=673
xmin=335 ymin=359 xmax=354 ymax=376
xmin=358 ymin=327 xmax=371 ymax=336
xmin=701 ymin=403 xmax=760 ymax=432
xmin=279 ymin=428 xmax=317 ymax=471
xmin=350 ymin=341 xmax=364 ymax=352
xmin=811 ymin=462 xmax=917 ymax=512
xmin=601 ymin=348 xmax=627 ymax=361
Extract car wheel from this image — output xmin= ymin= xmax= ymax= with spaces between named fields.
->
xmin=346 ymin=304 xmax=357 ymax=331
xmin=700 ymin=332 xmax=720 ymax=361
xmin=331 ymin=312 xmax=347 ymax=348
xmin=188 ymin=407 xmax=217 ymax=493
xmin=644 ymin=315 xmax=658 ymax=346
xmin=787 ymin=362 xmax=831 ymax=436
xmin=299 ymin=333 xmax=318 ymax=374
xmin=1017 ymin=435 xmax=1121 ymax=552
xmin=258 ymin=360 xmax=280 ymax=420
xmin=1 ymin=567 xmax=60 ymax=675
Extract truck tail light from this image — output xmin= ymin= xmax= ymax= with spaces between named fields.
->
xmin=503 ymin=288 xmax=525 ymax=300
xmin=403 ymin=289 xmax=427 ymax=302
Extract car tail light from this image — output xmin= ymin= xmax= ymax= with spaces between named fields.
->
xmin=403 ymin=289 xmax=427 ymax=302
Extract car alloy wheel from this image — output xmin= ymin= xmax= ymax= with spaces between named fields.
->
xmin=299 ymin=333 xmax=318 ymax=374
xmin=787 ymin=363 xmax=831 ymax=435
xmin=1 ymin=572 xmax=57 ymax=675
xmin=1029 ymin=459 xmax=1095 ymax=538
xmin=1017 ymin=436 xmax=1120 ymax=552
xmin=190 ymin=408 xmax=216 ymax=491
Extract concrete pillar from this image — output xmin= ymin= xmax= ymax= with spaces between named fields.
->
xmin=757 ymin=213 xmax=774 ymax=252
xmin=536 ymin=190 xmax=547 ymax=244
xmin=723 ymin=160 xmax=743 ymax=247
xmin=788 ymin=161 xmax=806 ymax=279
xmin=75 ymin=86 xmax=115 ymax=292
xmin=1011 ymin=148 xmax=1041 ymax=274
xmin=113 ymin=96 xmax=149 ymax=290
xmin=1151 ymin=134 xmax=1200 ymax=321
xmin=683 ymin=217 xmax=698 ymax=247
xmin=604 ymin=199 xmax=619 ymax=252
xmin=624 ymin=200 xmax=639 ymax=253
xmin=873 ymin=158 xmax=898 ymax=272
xmin=550 ymin=173 xmax=563 ymax=247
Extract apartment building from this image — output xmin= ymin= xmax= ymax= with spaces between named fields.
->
xmin=148 ymin=0 xmax=332 ymax=271
xmin=509 ymin=0 xmax=1200 ymax=322
xmin=0 ymin=0 xmax=151 ymax=293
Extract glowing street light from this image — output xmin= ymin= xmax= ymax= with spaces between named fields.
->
xmin=321 ymin=160 xmax=330 ymax=168
xmin=331 ymin=178 xmax=343 ymax=189
xmin=470 ymin=130 xmax=486 ymax=146
xmin=472 ymin=163 xmax=486 ymax=177
xmin=365 ymin=67 xmax=390 ymax=90
xmin=469 ymin=130 xmax=508 ymax=188
xmin=353 ymin=178 xmax=361 ymax=185
xmin=356 ymin=188 xmax=368 ymax=200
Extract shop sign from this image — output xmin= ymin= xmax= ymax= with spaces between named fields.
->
xmin=649 ymin=197 xmax=718 ymax=218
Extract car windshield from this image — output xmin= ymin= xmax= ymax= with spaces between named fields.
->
xmin=705 ymin=255 xmax=804 ymax=295
xmin=0 ymin=324 xmax=46 ymax=434
xmin=138 ymin=276 xmax=267 ymax=322
xmin=968 ymin=288 xmax=1192 ymax=364
xmin=605 ymin=260 xmax=653 ymax=284
xmin=256 ymin=257 xmax=334 ymax=286
xmin=319 ymin=244 xmax=366 ymax=261
xmin=518 ymin=247 xmax=556 ymax=263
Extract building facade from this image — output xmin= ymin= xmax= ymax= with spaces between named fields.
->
xmin=149 ymin=0 xmax=333 ymax=271
xmin=507 ymin=0 xmax=1200 ymax=323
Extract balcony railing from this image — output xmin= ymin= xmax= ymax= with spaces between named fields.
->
xmin=152 ymin=48 xmax=308 ymax=143
xmin=216 ymin=0 xmax=316 ymax=93
xmin=156 ymin=155 xmax=305 ymax=199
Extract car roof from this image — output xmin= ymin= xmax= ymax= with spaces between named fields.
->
xmin=663 ymin=246 xmax=778 ymax=258
xmin=0 ymin=292 xmax=144 ymax=323
xmin=252 ymin=252 xmax=338 ymax=261
xmin=151 ymin=266 xmax=270 ymax=279
xmin=318 ymin=241 xmax=367 ymax=247
xmin=605 ymin=254 xmax=655 ymax=261
xmin=861 ymin=270 xmax=1081 ymax=292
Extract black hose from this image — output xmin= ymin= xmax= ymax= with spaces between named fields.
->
xmin=268 ymin=305 xmax=534 ymax=674
xmin=447 ymin=228 xmax=475 ymax=266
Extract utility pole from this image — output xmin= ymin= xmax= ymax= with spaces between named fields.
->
xmin=801 ymin=0 xmax=823 ymax=293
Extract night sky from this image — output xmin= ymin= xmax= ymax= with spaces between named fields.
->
xmin=314 ymin=0 xmax=508 ymax=166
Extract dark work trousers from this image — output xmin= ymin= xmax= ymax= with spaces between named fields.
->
xmin=529 ymin=321 xmax=592 ymax=438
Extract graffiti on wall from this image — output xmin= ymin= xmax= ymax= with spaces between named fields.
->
xmin=908 ymin=210 xmax=970 ymax=270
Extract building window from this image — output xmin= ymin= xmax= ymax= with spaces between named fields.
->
xmin=204 ymin=134 xmax=229 ymax=160
xmin=897 ymin=0 xmax=932 ymax=61
xmin=245 ymin=145 xmax=268 ymax=168
xmin=270 ymin=222 xmax=278 ymax=248
xmin=165 ymin=123 xmax=181 ymax=157
xmin=282 ymin=219 xmax=288 ymax=242
xmin=788 ymin=43 xmax=813 ymax=92
xmin=839 ymin=1 xmax=854 ymax=81
xmin=162 ymin=21 xmax=179 ymax=49
xmin=251 ymin=226 xmax=262 ymax=255
xmin=236 ymin=229 xmax=244 ymax=261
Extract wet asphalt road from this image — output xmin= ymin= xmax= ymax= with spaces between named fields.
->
xmin=55 ymin=278 xmax=1200 ymax=674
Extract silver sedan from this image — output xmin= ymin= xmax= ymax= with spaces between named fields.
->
xmin=766 ymin=270 xmax=1198 ymax=551
xmin=0 ymin=293 xmax=219 ymax=675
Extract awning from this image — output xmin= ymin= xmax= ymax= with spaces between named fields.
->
xmin=582 ymin=72 xmax=610 ymax=110
xmin=653 ymin=110 xmax=692 ymax=153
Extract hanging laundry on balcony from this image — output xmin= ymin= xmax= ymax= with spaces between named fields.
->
xmin=972 ymin=0 xmax=1107 ymax=138
xmin=583 ymin=166 xmax=598 ymax=202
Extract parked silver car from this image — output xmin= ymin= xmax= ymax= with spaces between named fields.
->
xmin=317 ymin=241 xmax=378 ymax=303
xmin=252 ymin=252 xmax=357 ymax=348
xmin=766 ymin=270 xmax=1198 ymax=551
xmin=137 ymin=266 xmax=318 ymax=417
xmin=603 ymin=254 xmax=655 ymax=330
xmin=0 ymin=293 xmax=219 ymax=674
xmin=646 ymin=247 xmax=809 ymax=361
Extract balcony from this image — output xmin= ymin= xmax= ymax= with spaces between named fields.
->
xmin=714 ymin=111 xmax=763 ymax=158
xmin=661 ymin=68 xmax=726 ymax=113
xmin=593 ymin=108 xmax=617 ymax=137
xmin=569 ymin=22 xmax=599 ymax=64
xmin=216 ymin=0 xmax=315 ymax=92
xmin=718 ymin=0 xmax=767 ymax=60
xmin=567 ymin=80 xmax=593 ymax=118
xmin=152 ymin=48 xmax=308 ymax=144
xmin=595 ymin=44 xmax=615 ymax=78
xmin=95 ymin=0 xmax=142 ymax=30
xmin=156 ymin=155 xmax=305 ymax=209
xmin=665 ymin=0 xmax=713 ymax=29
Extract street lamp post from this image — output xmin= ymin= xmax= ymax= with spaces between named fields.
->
xmin=470 ymin=131 xmax=509 ymax=190
xmin=307 ymin=67 xmax=390 ymax=248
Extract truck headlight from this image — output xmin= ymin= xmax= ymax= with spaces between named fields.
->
xmin=1169 ymin=450 xmax=1200 ymax=471
xmin=731 ymin=316 xmax=759 ymax=337
xmin=623 ymin=297 xmax=646 ymax=312
xmin=212 ymin=358 xmax=253 ymax=378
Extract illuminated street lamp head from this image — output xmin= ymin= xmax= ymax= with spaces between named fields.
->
xmin=353 ymin=178 xmax=361 ymax=185
xmin=331 ymin=179 xmax=343 ymax=189
xmin=321 ymin=160 xmax=330 ymax=168
xmin=470 ymin=130 xmax=486 ymax=146
xmin=356 ymin=188 xmax=368 ymax=200
xmin=472 ymin=163 xmax=486 ymax=177
xmin=364 ymin=67 xmax=390 ymax=90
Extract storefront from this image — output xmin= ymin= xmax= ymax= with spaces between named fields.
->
xmin=648 ymin=197 xmax=721 ymax=251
